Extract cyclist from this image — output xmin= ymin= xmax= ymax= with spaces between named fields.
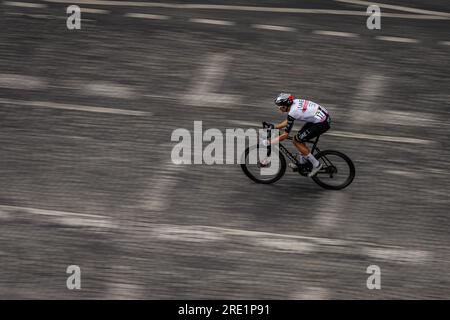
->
xmin=261 ymin=93 xmax=331 ymax=177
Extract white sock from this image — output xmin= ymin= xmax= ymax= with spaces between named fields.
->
xmin=306 ymin=153 xmax=320 ymax=167
xmin=298 ymin=155 xmax=306 ymax=164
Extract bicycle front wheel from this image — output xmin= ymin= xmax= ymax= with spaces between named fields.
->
xmin=312 ymin=150 xmax=355 ymax=190
xmin=240 ymin=144 xmax=286 ymax=184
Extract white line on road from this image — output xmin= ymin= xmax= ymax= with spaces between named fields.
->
xmin=314 ymin=191 xmax=348 ymax=232
xmin=438 ymin=41 xmax=450 ymax=46
xmin=107 ymin=281 xmax=145 ymax=299
xmin=144 ymin=93 xmax=177 ymax=100
xmin=0 ymin=73 xmax=47 ymax=90
xmin=427 ymin=168 xmax=449 ymax=175
xmin=149 ymin=223 xmax=354 ymax=246
xmin=255 ymin=238 xmax=317 ymax=253
xmin=3 ymin=1 xmax=46 ymax=8
xmin=0 ymin=205 xmax=116 ymax=228
xmin=5 ymin=12 xmax=95 ymax=20
xmin=350 ymin=73 xmax=386 ymax=125
xmin=189 ymin=18 xmax=235 ymax=26
xmin=0 ymin=202 xmax=432 ymax=265
xmin=0 ymin=98 xmax=151 ymax=116
xmin=27 ymin=13 xmax=49 ymax=18
xmin=124 ymin=12 xmax=170 ymax=20
xmin=350 ymin=110 xmax=438 ymax=127
xmin=42 ymin=1 xmax=450 ymax=19
xmin=366 ymin=247 xmax=430 ymax=264
xmin=384 ymin=170 xmax=420 ymax=178
xmin=291 ymin=287 xmax=330 ymax=300
xmin=184 ymin=53 xmax=241 ymax=107
xmin=227 ymin=120 xmax=431 ymax=144
xmin=335 ymin=0 xmax=450 ymax=18
xmin=313 ymin=30 xmax=359 ymax=37
xmin=154 ymin=224 xmax=226 ymax=242
xmin=79 ymin=81 xmax=136 ymax=99
xmin=252 ymin=24 xmax=296 ymax=32
xmin=379 ymin=13 xmax=450 ymax=20
xmin=327 ymin=130 xmax=430 ymax=144
xmin=81 ymin=7 xmax=109 ymax=14
xmin=143 ymin=162 xmax=184 ymax=212
xmin=375 ymin=36 xmax=419 ymax=43
xmin=146 ymin=223 xmax=431 ymax=263
xmin=0 ymin=202 xmax=430 ymax=264
xmin=189 ymin=53 xmax=231 ymax=97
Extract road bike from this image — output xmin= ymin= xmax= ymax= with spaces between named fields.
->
xmin=240 ymin=122 xmax=355 ymax=190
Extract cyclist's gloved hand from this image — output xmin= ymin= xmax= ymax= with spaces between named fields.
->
xmin=261 ymin=139 xmax=270 ymax=147
xmin=263 ymin=122 xmax=275 ymax=129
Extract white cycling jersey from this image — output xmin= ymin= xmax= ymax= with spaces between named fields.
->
xmin=288 ymin=99 xmax=329 ymax=124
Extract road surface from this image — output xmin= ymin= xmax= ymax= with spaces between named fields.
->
xmin=0 ymin=0 xmax=449 ymax=299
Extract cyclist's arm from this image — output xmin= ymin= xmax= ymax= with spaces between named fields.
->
xmin=269 ymin=115 xmax=294 ymax=144
xmin=269 ymin=131 xmax=289 ymax=144
xmin=274 ymin=119 xmax=288 ymax=129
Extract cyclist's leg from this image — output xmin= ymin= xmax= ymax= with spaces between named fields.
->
xmin=290 ymin=123 xmax=312 ymax=168
xmin=293 ymin=122 xmax=329 ymax=175
xmin=292 ymin=122 xmax=314 ymax=156
xmin=295 ymin=121 xmax=330 ymax=149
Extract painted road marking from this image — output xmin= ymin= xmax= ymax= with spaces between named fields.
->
xmin=438 ymin=41 xmax=450 ymax=46
xmin=0 ymin=98 xmax=151 ymax=116
xmin=5 ymin=12 xmax=95 ymax=20
xmin=154 ymin=224 xmax=226 ymax=242
xmin=0 ymin=202 xmax=431 ymax=264
xmin=314 ymin=191 xmax=348 ymax=232
xmin=252 ymin=24 xmax=296 ymax=32
xmin=227 ymin=120 xmax=431 ymax=144
xmin=3 ymin=1 xmax=46 ymax=8
xmin=42 ymin=1 xmax=450 ymax=19
xmin=0 ymin=73 xmax=47 ymax=90
xmin=107 ymin=268 xmax=145 ymax=299
xmin=384 ymin=169 xmax=421 ymax=178
xmin=327 ymin=130 xmax=430 ymax=144
xmin=81 ymin=7 xmax=109 ymax=14
xmin=184 ymin=53 xmax=241 ymax=107
xmin=80 ymin=81 xmax=136 ymax=99
xmin=335 ymin=0 xmax=450 ymax=18
xmin=146 ymin=223 xmax=431 ymax=264
xmin=124 ymin=12 xmax=170 ymax=20
xmin=350 ymin=110 xmax=438 ymax=127
xmin=313 ymin=30 xmax=358 ymax=37
xmin=377 ymin=13 xmax=450 ymax=20
xmin=0 ymin=205 xmax=116 ymax=228
xmin=366 ymin=247 xmax=430 ymax=264
xmin=375 ymin=36 xmax=419 ymax=43
xmin=190 ymin=18 xmax=235 ymax=26
xmin=143 ymin=162 xmax=184 ymax=213
xmin=350 ymin=73 xmax=386 ymax=124
xmin=291 ymin=287 xmax=330 ymax=300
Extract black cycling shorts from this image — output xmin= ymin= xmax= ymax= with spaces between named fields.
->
xmin=294 ymin=117 xmax=331 ymax=143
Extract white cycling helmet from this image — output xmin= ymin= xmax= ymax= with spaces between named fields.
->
xmin=274 ymin=93 xmax=294 ymax=107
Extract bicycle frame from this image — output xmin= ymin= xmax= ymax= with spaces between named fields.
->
xmin=262 ymin=122 xmax=321 ymax=165
xmin=278 ymin=136 xmax=321 ymax=164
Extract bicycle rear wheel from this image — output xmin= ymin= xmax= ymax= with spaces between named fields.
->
xmin=312 ymin=150 xmax=355 ymax=190
xmin=240 ymin=144 xmax=286 ymax=184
